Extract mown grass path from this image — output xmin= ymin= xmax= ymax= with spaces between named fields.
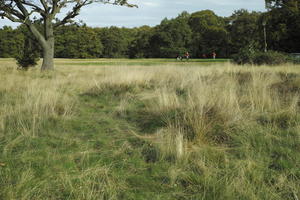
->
xmin=0 ymin=90 xmax=181 ymax=199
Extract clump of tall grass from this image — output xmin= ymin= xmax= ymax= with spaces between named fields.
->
xmin=0 ymin=66 xmax=74 ymax=138
xmin=101 ymin=63 xmax=299 ymax=199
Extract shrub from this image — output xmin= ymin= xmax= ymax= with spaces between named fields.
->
xmin=16 ymin=52 xmax=40 ymax=69
xmin=232 ymin=44 xmax=257 ymax=65
xmin=15 ymin=38 xmax=40 ymax=69
xmin=233 ymin=49 xmax=288 ymax=65
xmin=252 ymin=51 xmax=288 ymax=65
xmin=288 ymin=55 xmax=300 ymax=64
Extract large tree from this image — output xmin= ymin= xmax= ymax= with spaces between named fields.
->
xmin=265 ymin=0 xmax=300 ymax=52
xmin=55 ymin=24 xmax=103 ymax=58
xmin=188 ymin=10 xmax=228 ymax=57
xmin=265 ymin=0 xmax=299 ymax=9
xmin=148 ymin=12 xmax=192 ymax=58
xmin=227 ymin=10 xmax=262 ymax=55
xmin=0 ymin=0 xmax=135 ymax=70
xmin=0 ymin=26 xmax=24 ymax=57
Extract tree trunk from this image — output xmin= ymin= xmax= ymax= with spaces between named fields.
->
xmin=41 ymin=39 xmax=54 ymax=70
xmin=41 ymin=18 xmax=55 ymax=71
xmin=27 ymin=17 xmax=55 ymax=71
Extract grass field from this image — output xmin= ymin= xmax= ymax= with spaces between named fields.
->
xmin=56 ymin=58 xmax=231 ymax=66
xmin=0 ymin=58 xmax=299 ymax=200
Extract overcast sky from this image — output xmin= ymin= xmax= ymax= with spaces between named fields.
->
xmin=0 ymin=0 xmax=266 ymax=28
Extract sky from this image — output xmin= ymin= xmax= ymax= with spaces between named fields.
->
xmin=0 ymin=0 xmax=266 ymax=28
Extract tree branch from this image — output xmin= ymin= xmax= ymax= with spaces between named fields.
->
xmin=14 ymin=0 xmax=29 ymax=16
xmin=27 ymin=23 xmax=48 ymax=48
xmin=39 ymin=0 xmax=48 ymax=11
xmin=2 ymin=0 xmax=137 ymax=28
xmin=0 ymin=1 xmax=26 ymax=22
xmin=54 ymin=0 xmax=91 ymax=27
xmin=0 ymin=12 xmax=23 ymax=22
xmin=20 ymin=0 xmax=46 ymax=15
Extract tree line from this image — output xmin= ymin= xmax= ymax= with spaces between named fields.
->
xmin=0 ymin=6 xmax=299 ymax=59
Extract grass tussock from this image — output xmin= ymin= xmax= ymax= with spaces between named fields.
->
xmin=0 ymin=59 xmax=299 ymax=199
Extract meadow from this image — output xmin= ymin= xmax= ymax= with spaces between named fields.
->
xmin=0 ymin=58 xmax=299 ymax=200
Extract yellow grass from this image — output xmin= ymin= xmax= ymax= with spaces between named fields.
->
xmin=1 ymin=59 xmax=299 ymax=153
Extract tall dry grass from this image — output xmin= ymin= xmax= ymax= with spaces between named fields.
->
xmin=0 ymin=59 xmax=299 ymax=199
xmin=87 ymin=62 xmax=299 ymax=199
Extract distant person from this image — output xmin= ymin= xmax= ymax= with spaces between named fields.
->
xmin=185 ymin=52 xmax=190 ymax=61
xmin=177 ymin=54 xmax=182 ymax=61
xmin=212 ymin=52 xmax=216 ymax=59
xmin=202 ymin=54 xmax=207 ymax=59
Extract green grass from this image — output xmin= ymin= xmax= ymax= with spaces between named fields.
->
xmin=59 ymin=58 xmax=231 ymax=66
xmin=0 ymin=59 xmax=299 ymax=200
xmin=0 ymin=83 xmax=181 ymax=199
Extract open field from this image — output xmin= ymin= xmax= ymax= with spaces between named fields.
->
xmin=0 ymin=59 xmax=299 ymax=200
xmin=54 ymin=58 xmax=231 ymax=66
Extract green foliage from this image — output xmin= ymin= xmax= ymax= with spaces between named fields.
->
xmin=15 ymin=37 xmax=40 ymax=69
xmin=15 ymin=52 xmax=39 ymax=69
xmin=265 ymin=0 xmax=300 ymax=10
xmin=189 ymin=10 xmax=223 ymax=32
xmin=98 ymin=26 xmax=135 ymax=58
xmin=128 ymin=26 xmax=153 ymax=58
xmin=233 ymin=49 xmax=288 ymax=65
xmin=189 ymin=10 xmax=228 ymax=57
xmin=232 ymin=43 xmax=257 ymax=64
xmin=0 ymin=6 xmax=299 ymax=60
xmin=227 ymin=9 xmax=262 ymax=55
xmin=0 ymin=26 xmax=24 ymax=58
xmin=147 ymin=12 xmax=192 ymax=58
xmin=252 ymin=51 xmax=288 ymax=65
xmin=265 ymin=0 xmax=300 ymax=53
xmin=55 ymin=24 xmax=103 ymax=58
xmin=289 ymin=55 xmax=300 ymax=64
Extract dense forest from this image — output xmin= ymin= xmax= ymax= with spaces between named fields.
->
xmin=0 ymin=6 xmax=299 ymax=59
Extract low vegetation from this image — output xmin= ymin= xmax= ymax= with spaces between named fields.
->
xmin=233 ymin=50 xmax=291 ymax=65
xmin=0 ymin=59 xmax=299 ymax=199
xmin=15 ymin=39 xmax=40 ymax=70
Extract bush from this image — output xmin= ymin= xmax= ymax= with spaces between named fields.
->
xmin=15 ymin=38 xmax=40 ymax=69
xmin=288 ymin=56 xmax=300 ymax=64
xmin=232 ymin=48 xmax=255 ymax=65
xmin=231 ymin=43 xmax=258 ymax=65
xmin=16 ymin=52 xmax=40 ymax=69
xmin=252 ymin=51 xmax=288 ymax=65
xmin=233 ymin=49 xmax=288 ymax=65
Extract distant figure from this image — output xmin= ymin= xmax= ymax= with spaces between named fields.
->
xmin=177 ymin=54 xmax=182 ymax=61
xmin=185 ymin=52 xmax=190 ymax=61
xmin=202 ymin=54 xmax=207 ymax=59
xmin=212 ymin=52 xmax=217 ymax=59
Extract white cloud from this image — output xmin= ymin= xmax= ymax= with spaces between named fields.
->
xmin=0 ymin=0 xmax=266 ymax=28
xmin=142 ymin=2 xmax=159 ymax=7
